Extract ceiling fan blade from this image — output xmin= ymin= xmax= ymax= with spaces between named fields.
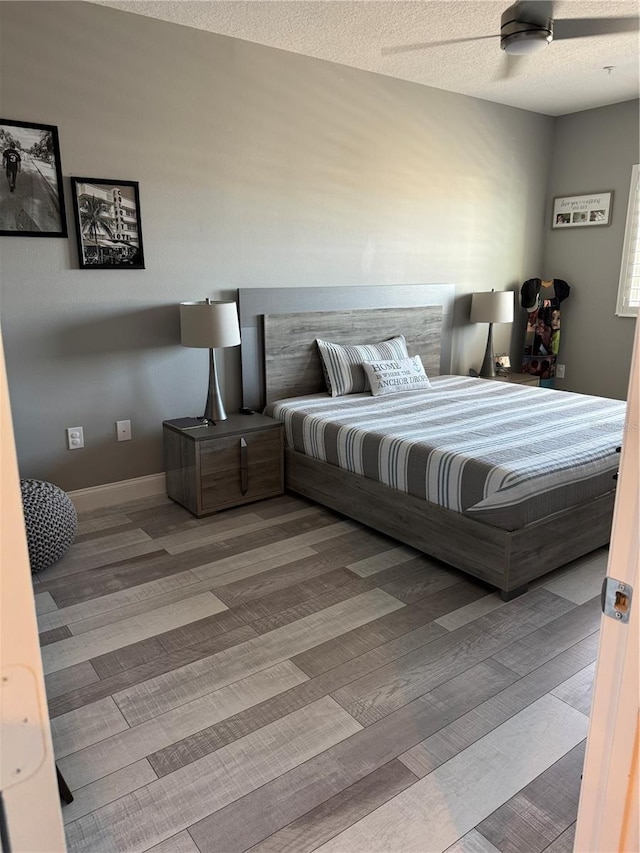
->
xmin=382 ymin=34 xmax=497 ymax=57
xmin=495 ymin=52 xmax=524 ymax=81
xmin=554 ymin=16 xmax=639 ymax=41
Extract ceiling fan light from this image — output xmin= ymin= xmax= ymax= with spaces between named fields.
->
xmin=502 ymin=30 xmax=552 ymax=55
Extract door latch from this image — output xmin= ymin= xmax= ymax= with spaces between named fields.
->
xmin=601 ymin=577 xmax=633 ymax=623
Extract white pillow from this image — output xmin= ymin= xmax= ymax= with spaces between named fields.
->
xmin=316 ymin=335 xmax=409 ymax=397
xmin=362 ymin=355 xmax=431 ymax=396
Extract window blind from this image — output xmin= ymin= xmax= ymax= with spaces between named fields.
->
xmin=616 ymin=164 xmax=640 ymax=317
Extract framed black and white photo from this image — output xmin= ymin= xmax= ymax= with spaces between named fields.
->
xmin=71 ymin=177 xmax=145 ymax=269
xmin=552 ymin=191 xmax=613 ymax=228
xmin=0 ymin=118 xmax=67 ymax=237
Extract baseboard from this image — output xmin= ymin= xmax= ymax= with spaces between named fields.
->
xmin=68 ymin=473 xmax=166 ymax=512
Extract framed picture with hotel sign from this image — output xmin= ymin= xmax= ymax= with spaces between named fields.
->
xmin=552 ymin=191 xmax=613 ymax=228
xmin=70 ymin=177 xmax=145 ymax=269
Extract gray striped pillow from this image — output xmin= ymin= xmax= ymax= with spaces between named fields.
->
xmin=316 ymin=335 xmax=409 ymax=397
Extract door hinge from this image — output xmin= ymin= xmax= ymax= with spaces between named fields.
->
xmin=601 ymin=577 xmax=633 ymax=623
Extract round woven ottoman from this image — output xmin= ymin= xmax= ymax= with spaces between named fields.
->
xmin=20 ymin=479 xmax=78 ymax=573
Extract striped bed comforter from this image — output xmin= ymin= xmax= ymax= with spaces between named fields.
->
xmin=264 ymin=375 xmax=626 ymax=531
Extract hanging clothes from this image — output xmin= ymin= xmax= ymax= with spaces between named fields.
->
xmin=521 ymin=278 xmax=570 ymax=387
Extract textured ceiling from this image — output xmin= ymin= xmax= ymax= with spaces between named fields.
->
xmin=96 ymin=0 xmax=640 ymax=115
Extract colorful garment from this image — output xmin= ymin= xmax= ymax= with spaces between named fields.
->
xmin=521 ymin=278 xmax=570 ymax=387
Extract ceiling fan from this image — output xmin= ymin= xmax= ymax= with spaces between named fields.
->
xmin=382 ymin=1 xmax=639 ymax=76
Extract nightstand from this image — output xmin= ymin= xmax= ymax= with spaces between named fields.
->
xmin=484 ymin=372 xmax=539 ymax=387
xmin=163 ymin=413 xmax=284 ymax=517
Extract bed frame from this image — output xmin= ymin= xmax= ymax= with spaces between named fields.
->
xmin=238 ymin=285 xmax=615 ymax=599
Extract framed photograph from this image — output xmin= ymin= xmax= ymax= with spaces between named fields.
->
xmin=71 ymin=177 xmax=145 ymax=269
xmin=0 ymin=118 xmax=67 ymax=237
xmin=552 ymin=191 xmax=613 ymax=228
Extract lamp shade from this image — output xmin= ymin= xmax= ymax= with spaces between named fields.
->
xmin=470 ymin=291 xmax=514 ymax=325
xmin=180 ymin=300 xmax=241 ymax=349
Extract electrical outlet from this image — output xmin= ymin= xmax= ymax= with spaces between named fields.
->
xmin=116 ymin=419 xmax=132 ymax=441
xmin=66 ymin=426 xmax=84 ymax=450
xmin=556 ymin=364 xmax=566 ymax=379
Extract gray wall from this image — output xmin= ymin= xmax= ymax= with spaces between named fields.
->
xmin=542 ymin=99 xmax=639 ymax=400
xmin=0 ymin=1 xmax=558 ymax=490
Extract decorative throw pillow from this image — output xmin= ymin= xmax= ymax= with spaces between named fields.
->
xmin=362 ymin=355 xmax=431 ymax=396
xmin=316 ymin=335 xmax=409 ymax=397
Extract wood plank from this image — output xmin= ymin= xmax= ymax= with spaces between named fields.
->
xmin=48 ymin=624 xmax=257 ymax=719
xmin=444 ymin=830 xmax=501 ymax=853
xmin=60 ymin=760 xmax=157 ymax=824
xmin=187 ymin=659 xmax=517 ymax=853
xmin=147 ymin=619 xmax=447 ymax=778
xmin=491 ymin=596 xmax=601 ymax=676
xmin=312 ymin=696 xmax=588 ymax=853
xmin=191 ymin=520 xmax=358 ymax=581
xmin=249 ymin=576 xmax=376 ymax=635
xmin=127 ymin=496 xmax=266 ymax=537
xmin=64 ymin=697 xmax=362 ymax=853
xmin=40 ymin=545 xmax=318 ymax=628
xmin=39 ymin=625 xmax=72 ymax=646
xmin=551 ymin=662 xmax=596 ymax=716
xmin=216 ymin=562 xmax=372 ymax=611
xmin=291 ymin=580 xmax=486 ymax=678
xmin=181 ymin=547 xmax=317 ymax=589
xmin=156 ymin=509 xmax=310 ymax=554
xmin=51 ymin=696 xmax=129 ymax=759
xmin=541 ymin=550 xmax=607 ymax=604
xmin=541 ymin=823 xmax=576 ymax=853
xmin=37 ymin=529 xmax=156 ymax=579
xmin=76 ymin=512 xmax=132 ymax=536
xmin=37 ymin=569 xmax=202 ymax=632
xmin=379 ymin=563 xmax=461 ymax=604
xmin=310 ymin=525 xmax=396 ymax=555
xmin=252 ymin=494 xmax=315 ymax=519
xmin=145 ymin=832 xmax=201 ymax=853
xmin=44 ymin=661 xmax=100 ymax=700
xmin=34 ymin=590 xmax=58 ymax=615
xmin=475 ymin=741 xmax=586 ymax=853
xmin=41 ymin=592 xmax=228 ymax=675
xmin=113 ymin=589 xmax=404 ymax=727
xmin=247 ymin=760 xmax=419 ymax=853
xmin=435 ymin=592 xmax=508 ymax=631
xmin=58 ymin=661 xmax=308 ymax=790
xmin=398 ymin=632 xmax=599 ymax=778
xmin=75 ymin=493 xmax=170 ymax=521
xmin=38 ymin=549 xmax=193 ymax=608
xmin=42 ymin=528 xmax=318 ymax=610
xmin=346 ymin=545 xmax=419 ymax=578
xmin=75 ymin=521 xmax=138 ymax=543
xmin=68 ymin=582 xmax=234 ymax=636
xmin=332 ymin=589 xmax=574 ymax=725
xmin=90 ymin=609 xmax=250 ymax=679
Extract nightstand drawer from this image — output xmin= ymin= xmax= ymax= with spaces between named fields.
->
xmin=201 ymin=431 xmax=282 ymax=510
xmin=200 ymin=430 xmax=281 ymax=476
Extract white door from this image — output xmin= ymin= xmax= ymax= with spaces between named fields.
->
xmin=574 ymin=316 xmax=639 ymax=851
xmin=0 ymin=328 xmax=66 ymax=851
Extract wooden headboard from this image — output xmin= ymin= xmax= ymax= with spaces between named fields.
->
xmin=238 ymin=284 xmax=456 ymax=410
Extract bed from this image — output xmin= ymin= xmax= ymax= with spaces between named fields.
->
xmin=238 ymin=284 xmax=624 ymax=599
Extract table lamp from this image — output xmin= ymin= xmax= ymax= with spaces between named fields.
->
xmin=470 ymin=290 xmax=514 ymax=378
xmin=180 ymin=299 xmax=241 ymax=423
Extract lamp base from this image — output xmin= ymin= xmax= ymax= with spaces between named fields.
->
xmin=203 ymin=348 xmax=227 ymax=423
xmin=478 ymin=323 xmax=497 ymax=378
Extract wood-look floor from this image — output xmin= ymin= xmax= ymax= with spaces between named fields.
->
xmin=34 ymin=491 xmax=607 ymax=853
